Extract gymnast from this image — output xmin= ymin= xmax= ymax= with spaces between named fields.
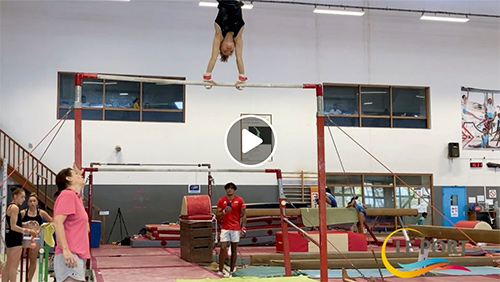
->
xmin=204 ymin=0 xmax=246 ymax=90
xmin=347 ymin=196 xmax=367 ymax=234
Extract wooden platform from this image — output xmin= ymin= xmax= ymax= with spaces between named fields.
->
xmin=211 ymin=208 xmax=418 ymax=218
xmin=269 ymin=256 xmax=498 ymax=269
xmin=409 ymin=225 xmax=500 ymax=244
xmin=251 ymin=251 xmax=467 ymax=265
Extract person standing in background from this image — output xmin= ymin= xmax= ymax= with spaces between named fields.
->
xmin=20 ymin=193 xmax=53 ymax=282
xmin=2 ymin=188 xmax=38 ymax=282
xmin=216 ymin=182 xmax=246 ymax=277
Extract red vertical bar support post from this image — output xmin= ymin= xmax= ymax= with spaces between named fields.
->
xmin=87 ymin=172 xmax=93 ymax=243
xmin=74 ymin=73 xmax=83 ymax=169
xmin=315 ymin=84 xmax=328 ymax=282
xmin=25 ymin=249 xmax=29 ymax=282
xmin=267 ymin=169 xmax=291 ymax=276
xmin=20 ymin=249 xmax=24 ymax=282
xmin=208 ymin=173 xmax=213 ymax=200
xmin=85 ymin=169 xmax=93 ymax=271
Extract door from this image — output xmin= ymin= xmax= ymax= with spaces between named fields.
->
xmin=442 ymin=186 xmax=467 ymax=226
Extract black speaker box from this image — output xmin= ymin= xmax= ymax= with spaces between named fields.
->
xmin=448 ymin=142 xmax=460 ymax=158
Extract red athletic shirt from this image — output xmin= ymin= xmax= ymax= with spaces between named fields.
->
xmin=217 ymin=195 xmax=246 ymax=230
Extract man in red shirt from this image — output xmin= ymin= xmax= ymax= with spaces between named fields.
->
xmin=216 ymin=182 xmax=246 ymax=277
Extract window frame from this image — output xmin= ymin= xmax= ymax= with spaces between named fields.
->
xmin=323 ymin=83 xmax=430 ymax=129
xmin=57 ymin=72 xmax=186 ymax=123
xmin=326 ymin=172 xmax=434 ymax=229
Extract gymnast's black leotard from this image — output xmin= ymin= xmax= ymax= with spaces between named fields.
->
xmin=5 ymin=204 xmax=23 ymax=248
xmin=22 ymin=208 xmax=43 ymax=225
xmin=215 ymin=0 xmax=245 ymax=38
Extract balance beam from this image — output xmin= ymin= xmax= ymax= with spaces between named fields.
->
xmin=366 ymin=208 xmax=418 ymax=217
xmin=211 ymin=208 xmax=417 ymax=218
xmin=211 ymin=208 xmax=301 ymax=217
xmin=300 ymin=208 xmax=359 ymax=227
xmin=408 ymin=225 xmax=500 ymax=244
xmin=250 ymin=251 xmax=461 ymax=265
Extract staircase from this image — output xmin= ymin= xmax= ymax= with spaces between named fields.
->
xmin=282 ymin=171 xmax=317 ymax=204
xmin=0 ymin=129 xmax=101 ymax=218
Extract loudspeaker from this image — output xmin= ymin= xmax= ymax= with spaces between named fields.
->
xmin=486 ymin=162 xmax=500 ymax=168
xmin=448 ymin=142 xmax=460 ymax=158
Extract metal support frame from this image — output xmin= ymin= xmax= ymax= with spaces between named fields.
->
xmin=1 ymin=158 xmax=7 ymax=255
xmin=74 ymin=72 xmax=326 ymax=281
xmin=83 ymin=165 xmax=291 ymax=274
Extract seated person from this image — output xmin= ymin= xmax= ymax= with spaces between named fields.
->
xmin=417 ymin=212 xmax=427 ymax=225
xmin=347 ymin=196 xmax=367 ymax=234
xmin=132 ymin=98 xmax=140 ymax=109
xmin=325 ymin=188 xmax=338 ymax=208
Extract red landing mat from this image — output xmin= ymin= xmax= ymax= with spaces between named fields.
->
xmin=92 ymin=245 xmax=168 ymax=257
xmin=94 ymin=255 xmax=193 ymax=269
xmin=92 ymin=246 xmax=219 ymax=282
xmin=96 ymin=266 xmax=218 ymax=282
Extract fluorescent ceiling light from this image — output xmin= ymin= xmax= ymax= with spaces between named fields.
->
xmin=242 ymin=3 xmax=253 ymax=10
xmin=199 ymin=1 xmax=218 ymax=7
xmin=416 ymin=95 xmax=426 ymax=99
xmin=363 ymin=102 xmax=373 ymax=105
xmin=119 ymin=93 xmax=129 ymax=96
xmin=361 ymin=91 xmax=388 ymax=94
xmin=199 ymin=1 xmax=253 ymax=9
xmin=313 ymin=7 xmax=365 ymax=16
xmin=420 ymin=14 xmax=469 ymax=23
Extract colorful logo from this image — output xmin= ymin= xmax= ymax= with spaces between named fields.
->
xmin=381 ymin=228 xmax=470 ymax=278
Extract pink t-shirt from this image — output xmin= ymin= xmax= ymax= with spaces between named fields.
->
xmin=54 ymin=189 xmax=90 ymax=259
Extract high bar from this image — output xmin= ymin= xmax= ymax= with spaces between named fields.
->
xmin=90 ymin=162 xmax=211 ymax=168
xmin=81 ymin=73 xmax=317 ymax=89
xmin=86 ymin=167 xmax=272 ymax=173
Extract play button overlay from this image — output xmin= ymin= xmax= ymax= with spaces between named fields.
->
xmin=225 ymin=115 xmax=277 ymax=167
xmin=242 ymin=129 xmax=263 ymax=153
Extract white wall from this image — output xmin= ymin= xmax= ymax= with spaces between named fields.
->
xmin=0 ymin=0 xmax=499 ymax=186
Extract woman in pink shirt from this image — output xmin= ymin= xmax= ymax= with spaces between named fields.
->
xmin=53 ymin=164 xmax=89 ymax=282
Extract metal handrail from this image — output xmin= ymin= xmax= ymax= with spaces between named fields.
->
xmin=0 ymin=129 xmax=102 ymax=216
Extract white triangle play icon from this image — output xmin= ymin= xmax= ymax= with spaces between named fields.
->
xmin=242 ymin=129 xmax=263 ymax=154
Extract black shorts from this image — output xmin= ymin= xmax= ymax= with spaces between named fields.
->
xmin=5 ymin=231 xmax=23 ymax=248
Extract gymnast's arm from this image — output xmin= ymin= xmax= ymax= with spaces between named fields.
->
xmin=234 ymin=26 xmax=245 ymax=76
xmin=205 ymin=23 xmax=223 ymax=75
xmin=216 ymin=207 xmax=224 ymax=221
xmin=10 ymin=205 xmax=36 ymax=236
xmin=325 ymin=196 xmax=332 ymax=205
xmin=40 ymin=209 xmax=53 ymax=222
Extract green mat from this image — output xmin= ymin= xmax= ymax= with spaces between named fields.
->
xmin=432 ymin=266 xmax=500 ymax=276
xmin=232 ymin=266 xmax=303 ymax=278
xmin=302 ymin=268 xmax=394 ymax=278
xmin=176 ymin=275 xmax=316 ymax=282
xmin=300 ymin=207 xmax=359 ymax=227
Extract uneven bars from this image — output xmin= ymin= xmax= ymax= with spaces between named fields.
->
xmin=90 ymin=162 xmax=211 ymax=168
xmin=82 ymin=73 xmax=315 ymax=89
xmin=87 ymin=167 xmax=272 ymax=173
